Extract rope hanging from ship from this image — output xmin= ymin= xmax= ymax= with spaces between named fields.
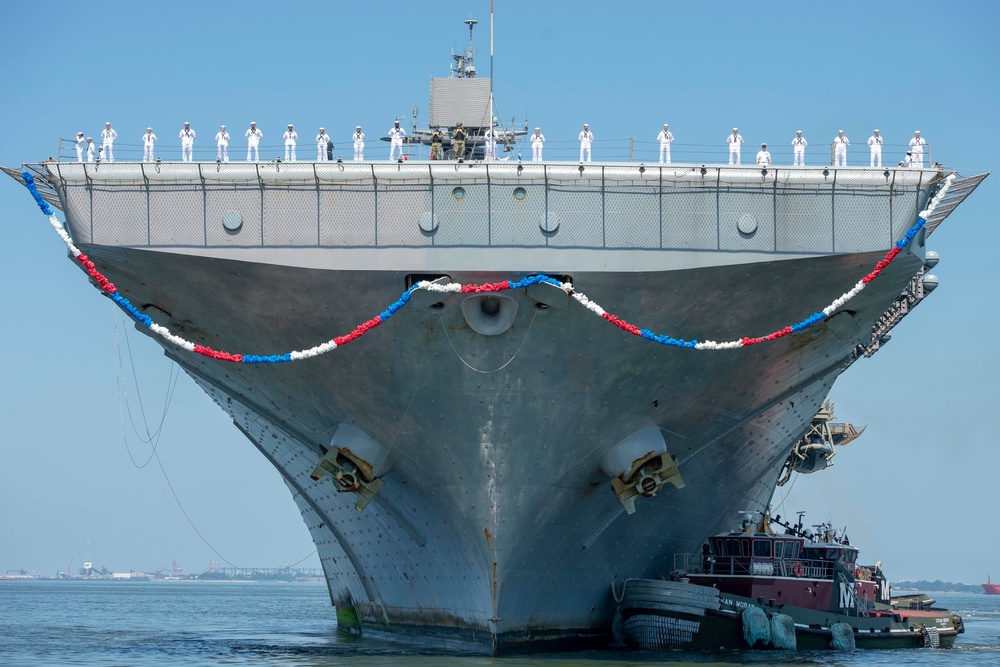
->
xmin=21 ymin=171 xmax=955 ymax=364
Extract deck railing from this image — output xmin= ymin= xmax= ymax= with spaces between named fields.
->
xmin=675 ymin=553 xmax=834 ymax=580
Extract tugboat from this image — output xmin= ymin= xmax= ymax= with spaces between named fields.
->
xmin=983 ymin=575 xmax=1000 ymax=595
xmin=615 ymin=512 xmax=963 ymax=650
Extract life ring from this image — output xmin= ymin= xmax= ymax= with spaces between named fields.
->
xmin=792 ymin=562 xmax=803 ymax=578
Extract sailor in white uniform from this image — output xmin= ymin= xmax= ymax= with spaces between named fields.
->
xmin=283 ymin=124 xmax=298 ymax=161
xmin=245 ymin=122 xmax=262 ymax=161
xmin=75 ymin=132 xmax=86 ymax=162
xmin=908 ymin=131 xmax=927 ymax=168
xmin=484 ymin=126 xmax=497 ymax=160
xmin=388 ymin=120 xmax=406 ymax=160
xmin=755 ymin=143 xmax=772 ymax=166
xmin=531 ymin=128 xmax=545 ymax=161
xmin=101 ymin=122 xmax=117 ymax=162
xmin=833 ymin=130 xmax=850 ymax=167
xmin=316 ymin=128 xmax=330 ymax=161
xmin=353 ymin=126 xmax=365 ymax=160
xmin=657 ymin=124 xmax=674 ymax=163
xmin=86 ymin=136 xmax=96 ymax=162
xmin=578 ymin=124 xmax=593 ymax=162
xmin=215 ymin=125 xmax=230 ymax=162
xmin=727 ymin=128 xmax=743 ymax=164
xmin=179 ymin=122 xmax=195 ymax=161
xmin=867 ymin=129 xmax=883 ymax=167
xmin=142 ymin=127 xmax=157 ymax=162
xmin=903 ymin=151 xmax=912 ymax=168
xmin=791 ymin=130 xmax=807 ymax=166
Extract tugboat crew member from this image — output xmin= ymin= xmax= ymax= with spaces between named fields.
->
xmin=179 ymin=122 xmax=196 ymax=162
xmin=283 ymin=124 xmax=298 ymax=161
xmin=531 ymin=127 xmax=545 ymax=161
xmin=101 ymin=122 xmax=117 ymax=162
xmin=388 ymin=120 xmax=406 ymax=160
xmin=353 ymin=126 xmax=365 ymax=161
xmin=215 ymin=125 xmax=230 ymax=162
xmin=868 ymin=129 xmax=883 ymax=167
xmin=657 ymin=123 xmax=674 ymax=163
xmin=578 ymin=123 xmax=593 ymax=162
xmin=727 ymin=127 xmax=743 ymax=164
xmin=791 ymin=130 xmax=807 ymax=166
xmin=142 ymin=127 xmax=157 ymax=162
xmin=245 ymin=121 xmax=263 ymax=161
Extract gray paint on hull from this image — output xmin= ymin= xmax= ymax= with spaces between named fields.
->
xmin=75 ymin=242 xmax=924 ymax=652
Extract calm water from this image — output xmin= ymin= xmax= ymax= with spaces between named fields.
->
xmin=1 ymin=581 xmax=998 ymax=666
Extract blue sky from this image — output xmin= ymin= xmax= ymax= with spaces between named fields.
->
xmin=1 ymin=0 xmax=997 ymax=583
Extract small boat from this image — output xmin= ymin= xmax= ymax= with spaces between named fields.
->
xmin=614 ymin=513 xmax=963 ymax=650
xmin=983 ymin=575 xmax=1000 ymax=595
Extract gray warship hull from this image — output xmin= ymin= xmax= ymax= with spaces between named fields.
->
xmin=13 ymin=160 xmax=986 ymax=653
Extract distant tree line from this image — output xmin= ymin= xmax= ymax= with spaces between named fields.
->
xmin=893 ymin=579 xmax=982 ymax=593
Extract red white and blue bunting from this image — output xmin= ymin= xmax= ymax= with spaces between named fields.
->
xmin=22 ymin=171 xmax=954 ymax=363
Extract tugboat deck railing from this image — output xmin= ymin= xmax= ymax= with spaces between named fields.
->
xmin=676 ymin=553 xmax=834 ymax=581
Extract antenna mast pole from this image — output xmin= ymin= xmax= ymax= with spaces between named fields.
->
xmin=490 ymin=0 xmax=494 ymax=93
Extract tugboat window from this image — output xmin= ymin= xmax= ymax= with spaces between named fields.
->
xmin=753 ymin=540 xmax=772 ymax=558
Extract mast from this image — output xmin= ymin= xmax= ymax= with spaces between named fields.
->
xmin=490 ymin=0 xmax=494 ymax=92
xmin=489 ymin=1 xmax=496 ymax=139
xmin=452 ymin=19 xmax=478 ymax=79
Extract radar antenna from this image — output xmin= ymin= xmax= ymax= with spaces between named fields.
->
xmin=451 ymin=19 xmax=479 ymax=78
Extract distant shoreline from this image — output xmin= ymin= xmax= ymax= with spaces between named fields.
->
xmin=1 ymin=576 xmax=326 ymax=584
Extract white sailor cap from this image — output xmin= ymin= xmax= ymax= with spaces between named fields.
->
xmin=356 ymin=125 xmax=361 ymax=129
xmin=184 ymin=121 xmax=190 ymax=125
xmin=733 ymin=127 xmax=738 ymax=131
xmin=796 ymin=130 xmax=802 ymax=133
xmin=147 ymin=127 xmax=152 ymax=130
xmin=535 ymin=127 xmax=540 ymax=130
xmin=250 ymin=121 xmax=256 ymax=124
xmin=320 ymin=127 xmax=325 ymax=131
xmin=288 ymin=124 xmax=293 ymax=127
xmin=77 ymin=131 xmax=84 ymax=135
xmin=874 ymin=128 xmax=879 ymax=132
